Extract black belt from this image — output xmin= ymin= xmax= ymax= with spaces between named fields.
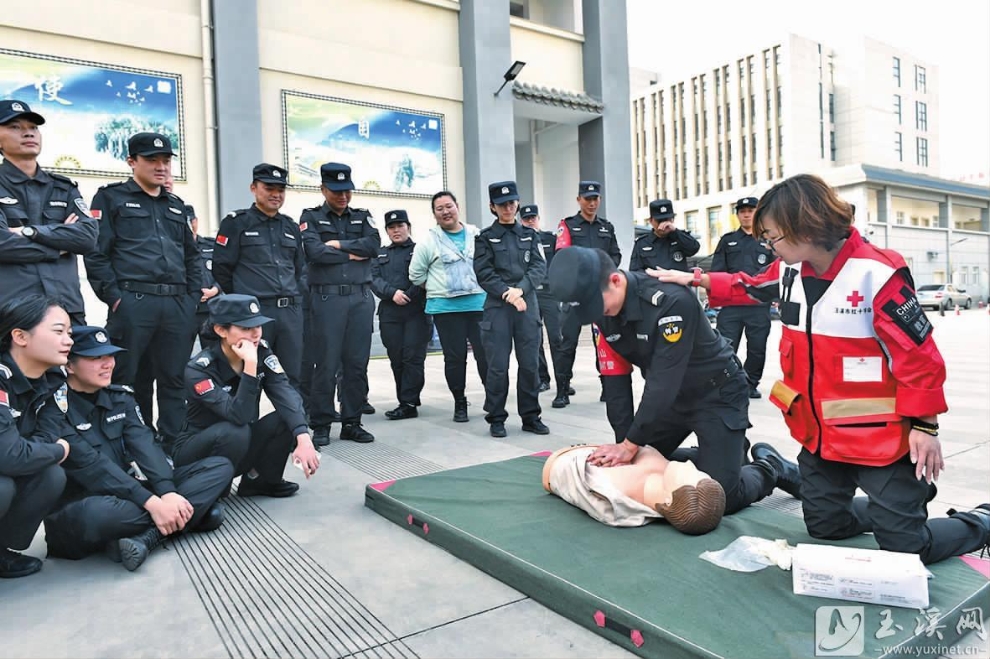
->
xmin=706 ymin=358 xmax=741 ymax=389
xmin=311 ymin=283 xmax=368 ymax=296
xmin=259 ymin=295 xmax=302 ymax=308
xmin=120 ymin=281 xmax=186 ymax=296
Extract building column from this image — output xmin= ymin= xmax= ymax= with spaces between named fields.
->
xmin=580 ymin=0 xmax=634 ymax=262
xmin=939 ymin=197 xmax=951 ymax=229
xmin=212 ymin=0 xmax=263 ymax=215
xmin=981 ymin=207 xmax=990 ymax=233
xmin=876 ymin=185 xmax=891 ymax=224
xmin=458 ymin=0 xmax=515 ymax=226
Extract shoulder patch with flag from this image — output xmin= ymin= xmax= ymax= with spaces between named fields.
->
xmin=299 ymin=221 xmax=307 ymax=232
xmin=216 ymin=235 xmax=228 ymax=247
xmin=194 ymin=379 xmax=215 ymax=396
xmin=0 ymin=390 xmax=8 ymax=407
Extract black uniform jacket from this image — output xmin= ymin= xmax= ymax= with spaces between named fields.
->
xmin=473 ymin=220 xmax=546 ymax=310
xmin=629 ymin=229 xmax=700 ymax=273
xmin=596 ymin=272 xmax=743 ymax=445
xmin=558 ymin=213 xmax=622 ymax=266
xmin=212 ymin=205 xmax=305 ymax=298
xmin=84 ymin=179 xmax=202 ymax=306
xmin=35 ymin=384 xmax=177 ymax=506
xmin=299 ymin=204 xmax=380 ymax=285
xmin=371 ymin=239 xmax=425 ymax=318
xmin=0 ymin=159 xmax=98 ymax=314
xmin=0 ymin=352 xmax=67 ymax=477
xmin=183 ymin=341 xmax=308 ymax=437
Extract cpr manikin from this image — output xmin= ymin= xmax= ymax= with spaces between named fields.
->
xmin=542 ymin=445 xmax=726 ymax=535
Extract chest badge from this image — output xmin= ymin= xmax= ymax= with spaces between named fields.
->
xmin=673 ymin=252 xmax=684 ymax=262
xmin=54 ymin=384 xmax=68 ymax=413
xmin=758 ymin=254 xmax=768 ymax=264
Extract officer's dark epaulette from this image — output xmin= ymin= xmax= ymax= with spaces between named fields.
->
xmin=166 ymin=191 xmax=184 ymax=203
xmin=304 ymin=204 xmax=323 ymax=212
xmin=223 ymin=209 xmax=249 ymax=220
xmin=48 ymin=172 xmax=78 ymax=188
xmin=107 ymin=384 xmax=135 ymax=394
xmin=635 ymin=276 xmax=670 ymax=307
xmin=635 ymin=231 xmax=652 ymax=241
xmin=259 ymin=338 xmax=270 ymax=349
xmin=98 ymin=181 xmax=126 ymax=190
xmin=352 ymin=207 xmax=370 ymax=214
xmin=0 ymin=363 xmax=12 ymax=380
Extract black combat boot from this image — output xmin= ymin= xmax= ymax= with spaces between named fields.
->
xmin=552 ymin=378 xmax=570 ymax=408
xmin=751 ymin=443 xmax=802 ymax=499
xmin=118 ymin=527 xmax=166 ymax=572
xmin=453 ymin=397 xmax=469 ymax=423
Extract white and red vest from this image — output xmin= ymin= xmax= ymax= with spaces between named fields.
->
xmin=769 ymin=243 xmax=911 ymax=466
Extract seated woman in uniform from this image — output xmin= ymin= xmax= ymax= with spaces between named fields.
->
xmin=171 ymin=294 xmax=320 ymax=498
xmin=542 ymin=444 xmax=725 ymax=535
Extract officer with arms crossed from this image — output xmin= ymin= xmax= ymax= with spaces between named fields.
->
xmin=629 ymin=199 xmax=699 ymax=273
xmin=40 ymin=326 xmax=233 ymax=572
xmin=84 ymin=132 xmax=201 ymax=451
xmin=710 ymin=196 xmax=776 ymax=398
xmin=0 ymin=100 xmax=98 ymax=325
xmin=371 ymin=210 xmax=429 ymax=421
xmin=0 ymin=295 xmax=70 ymax=578
xmin=550 ymin=247 xmax=800 ymax=516
xmin=212 ymin=164 xmax=306 ymax=389
xmin=554 ymin=181 xmax=622 ymax=408
xmin=473 ymin=181 xmax=549 ymax=438
xmin=653 ymin=174 xmax=990 ymax=564
xmin=519 ymin=204 xmax=563 ymax=393
xmin=301 ymin=163 xmax=380 ymax=445
xmin=173 ymin=295 xmax=320 ymax=498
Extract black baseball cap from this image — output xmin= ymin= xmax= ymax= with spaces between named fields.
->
xmin=208 ymin=294 xmax=273 ymax=328
xmin=578 ymin=181 xmax=602 ymax=198
xmin=736 ymin=196 xmax=760 ymax=210
xmin=649 ymin=199 xmax=675 ymax=221
xmin=548 ymin=246 xmax=606 ymax=325
xmin=384 ymin=209 xmax=410 ymax=227
xmin=489 ymin=181 xmax=520 ymax=205
xmin=69 ymin=326 xmax=126 ymax=357
xmin=0 ymin=100 xmax=45 ymax=125
xmin=252 ymin=163 xmax=289 ymax=186
xmin=128 ymin=132 xmax=176 ymax=157
xmin=321 ymin=163 xmax=355 ymax=191
xmin=520 ymin=204 xmax=539 ymax=219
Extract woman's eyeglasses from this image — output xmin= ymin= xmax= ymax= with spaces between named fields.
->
xmin=760 ymin=232 xmax=785 ymax=249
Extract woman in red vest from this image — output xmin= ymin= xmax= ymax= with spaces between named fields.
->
xmin=652 ymin=174 xmax=988 ymax=564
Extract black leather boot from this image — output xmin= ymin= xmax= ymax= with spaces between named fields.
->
xmin=118 ymin=527 xmax=166 ymax=572
xmin=453 ymin=397 xmax=469 ymax=423
xmin=552 ymin=379 xmax=570 ymax=408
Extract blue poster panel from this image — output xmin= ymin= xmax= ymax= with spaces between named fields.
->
xmin=0 ymin=49 xmax=185 ymax=179
xmin=282 ymin=91 xmax=446 ymax=198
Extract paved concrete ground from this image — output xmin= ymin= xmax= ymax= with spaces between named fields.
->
xmin=1 ymin=306 xmax=987 ymax=659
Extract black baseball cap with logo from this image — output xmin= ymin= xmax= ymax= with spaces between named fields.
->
xmin=0 ymin=100 xmax=45 ymax=125
xmin=489 ymin=181 xmax=520 ymax=205
xmin=735 ymin=196 xmax=760 ymax=210
xmin=252 ymin=163 xmax=289 ymax=186
xmin=649 ymin=199 xmax=675 ymax=221
xmin=384 ymin=209 xmax=409 ymax=227
xmin=320 ymin=163 xmax=355 ymax=191
xmin=520 ymin=204 xmax=539 ymax=219
xmin=128 ymin=132 xmax=176 ymax=157
xmin=208 ymin=294 xmax=273 ymax=328
xmin=578 ymin=181 xmax=602 ymax=198
xmin=69 ymin=326 xmax=126 ymax=357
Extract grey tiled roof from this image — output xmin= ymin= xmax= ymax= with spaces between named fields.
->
xmin=511 ymin=81 xmax=604 ymax=113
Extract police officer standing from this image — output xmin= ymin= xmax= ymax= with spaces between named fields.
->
xmin=40 ymin=326 xmax=233 ymax=572
xmin=519 ymin=204 xmax=562 ymax=393
xmin=711 ymin=196 xmax=776 ymax=398
xmin=0 ymin=100 xmax=98 ymax=324
xmin=301 ymin=163 xmax=380 ymax=445
xmin=212 ymin=164 xmax=305 ymax=389
xmin=371 ymin=210 xmax=429 ymax=420
xmin=629 ymin=199 xmax=700 ymax=273
xmin=84 ymin=132 xmax=201 ymax=450
xmin=188 ymin=205 xmax=221 ymax=348
xmin=549 ymin=247 xmax=800 ymax=515
xmin=474 ymin=181 xmax=549 ymax=438
xmin=553 ymin=181 xmax=621 ymax=408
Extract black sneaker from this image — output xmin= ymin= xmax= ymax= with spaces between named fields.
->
xmin=749 ymin=387 xmax=762 ymax=399
xmin=751 ymin=443 xmax=802 ymax=499
xmin=490 ymin=422 xmax=507 ymax=438
xmin=453 ymin=398 xmax=469 ymax=423
xmin=340 ymin=423 xmax=375 ymax=443
xmin=312 ymin=425 xmax=331 ymax=447
xmin=539 ymin=381 xmax=551 ymax=392
xmin=386 ymin=404 xmax=418 ymax=421
xmin=0 ymin=549 xmax=42 ymax=579
xmin=567 ymin=386 xmax=576 ymax=396
xmin=522 ymin=419 xmax=550 ymax=435
xmin=361 ymin=402 xmax=376 ymax=415
xmin=238 ymin=478 xmax=300 ymax=498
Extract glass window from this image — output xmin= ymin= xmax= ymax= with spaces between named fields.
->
xmin=828 ymin=93 xmax=834 ymax=123
xmin=917 ymin=137 xmax=929 ymax=166
xmin=830 ymin=131 xmax=836 ymax=161
xmin=915 ymin=65 xmax=926 ymax=93
xmin=708 ymin=207 xmax=721 ymax=240
xmin=685 ymin=211 xmax=698 ymax=235
xmin=896 ymin=211 xmax=905 ymax=224
xmin=895 ymin=132 xmax=903 ymax=161
xmin=916 ymin=101 xmax=928 ymax=131
xmin=894 ymin=94 xmax=902 ymax=124
xmin=893 ymin=56 xmax=901 ymax=86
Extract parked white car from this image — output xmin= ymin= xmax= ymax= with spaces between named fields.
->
xmin=917 ymin=284 xmax=972 ymax=310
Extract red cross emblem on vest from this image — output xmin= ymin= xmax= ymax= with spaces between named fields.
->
xmin=847 ymin=291 xmax=865 ymax=307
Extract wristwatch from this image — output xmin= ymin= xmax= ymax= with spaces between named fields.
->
xmin=690 ymin=267 xmax=703 ymax=287
xmin=21 ymin=226 xmax=37 ymax=240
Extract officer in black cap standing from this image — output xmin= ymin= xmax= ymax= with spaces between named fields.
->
xmin=0 ymin=100 xmax=98 ymax=324
xmin=300 ymin=163 xmax=380 ymax=444
xmin=519 ymin=204 xmax=562 ymax=393
xmin=187 ymin=205 xmax=221 ymax=349
xmin=711 ymin=196 xmax=776 ymax=398
xmin=474 ymin=181 xmax=549 ymax=438
xmin=371 ymin=210 xmax=429 ymax=421
xmin=84 ymin=132 xmax=201 ymax=450
xmin=40 ymin=326 xmax=234 ymax=572
xmin=629 ymin=199 xmax=700 ymax=273
xmin=212 ymin=164 xmax=306 ymax=390
xmin=549 ymin=247 xmax=800 ymax=514
xmin=553 ymin=180 xmax=621 ymax=408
